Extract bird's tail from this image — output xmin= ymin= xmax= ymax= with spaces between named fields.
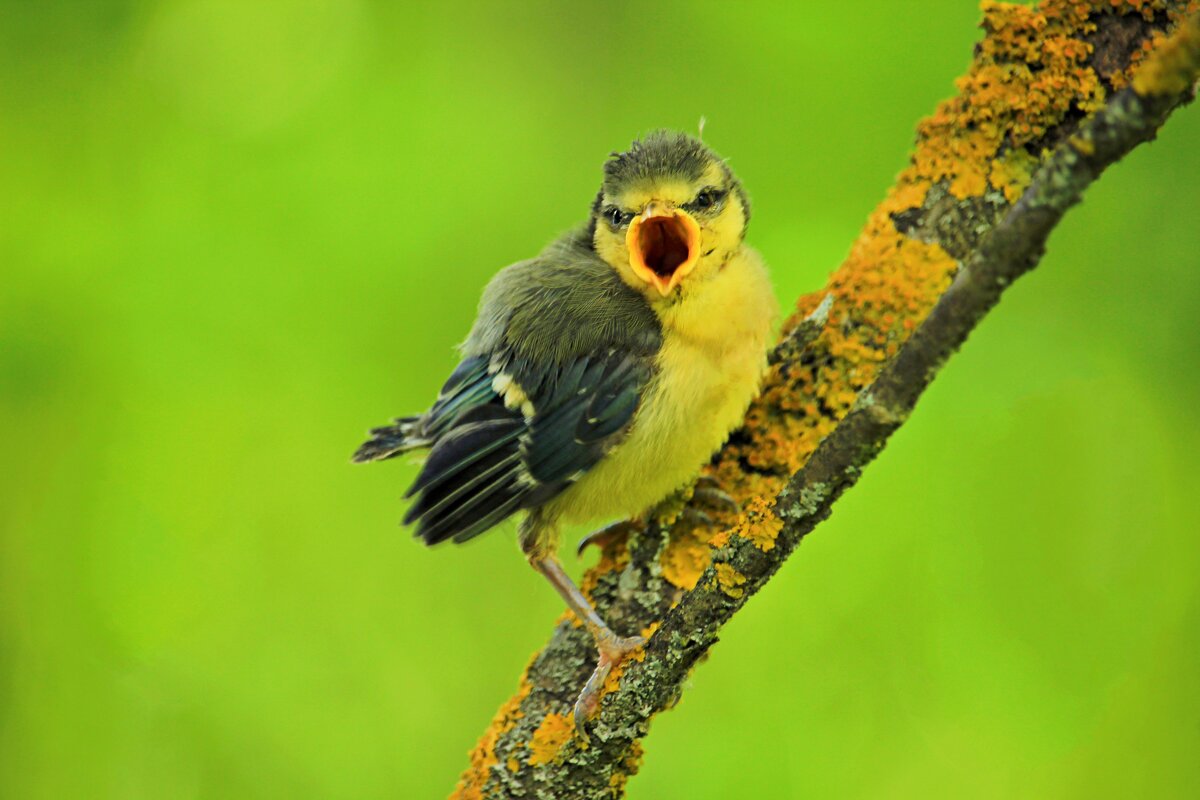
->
xmin=352 ymin=416 xmax=431 ymax=463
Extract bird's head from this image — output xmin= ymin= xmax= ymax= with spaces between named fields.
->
xmin=590 ymin=131 xmax=750 ymax=302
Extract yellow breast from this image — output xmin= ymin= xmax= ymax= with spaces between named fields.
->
xmin=547 ymin=246 xmax=776 ymax=526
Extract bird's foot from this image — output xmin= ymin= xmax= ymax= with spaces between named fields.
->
xmin=678 ymin=506 xmax=716 ymax=529
xmin=575 ymin=519 xmax=638 ymax=557
xmin=527 ymin=553 xmax=650 ymax=738
xmin=573 ymin=631 xmax=646 ymax=737
xmin=649 ymin=476 xmax=742 ymax=532
xmin=648 ymin=487 xmax=691 ymax=528
xmin=692 ymin=474 xmax=742 ymax=516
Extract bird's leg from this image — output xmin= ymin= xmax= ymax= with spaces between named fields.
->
xmin=528 ymin=555 xmax=645 ymax=732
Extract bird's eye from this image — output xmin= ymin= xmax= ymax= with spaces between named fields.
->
xmin=606 ymin=207 xmax=627 ymax=227
xmin=691 ymin=188 xmax=724 ymax=210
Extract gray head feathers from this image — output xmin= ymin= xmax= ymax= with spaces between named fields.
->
xmin=601 ymin=130 xmax=713 ymax=192
xmin=588 ymin=130 xmax=751 ymax=232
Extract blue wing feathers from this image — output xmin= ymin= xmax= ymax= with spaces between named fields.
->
xmin=416 ymin=471 xmax=523 ymax=545
xmin=404 ymin=418 xmax=523 ymax=498
xmin=358 ymin=345 xmax=652 ymax=546
xmin=523 ymin=352 xmax=646 ymax=484
xmin=406 ymin=452 xmax=521 ymax=525
xmin=447 ymin=494 xmax=526 ymax=545
xmin=440 ymin=354 xmax=489 ymax=393
xmin=579 ymin=386 xmax=641 ymax=441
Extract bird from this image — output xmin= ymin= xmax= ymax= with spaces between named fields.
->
xmin=354 ymin=130 xmax=776 ymax=728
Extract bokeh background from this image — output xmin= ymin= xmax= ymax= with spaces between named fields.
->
xmin=2 ymin=1 xmax=1198 ymax=797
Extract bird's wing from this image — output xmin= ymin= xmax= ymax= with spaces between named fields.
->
xmin=351 ymin=354 xmax=497 ymax=463
xmin=401 ymin=345 xmax=654 ymax=546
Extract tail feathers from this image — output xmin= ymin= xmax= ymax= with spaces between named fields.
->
xmin=352 ymin=417 xmax=430 ymax=463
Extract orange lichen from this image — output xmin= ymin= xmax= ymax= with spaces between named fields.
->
xmin=450 ymin=674 xmax=532 ymax=800
xmin=896 ymin=0 xmax=1109 ymax=203
xmin=660 ymin=523 xmax=716 ymax=590
xmin=714 ymin=563 xmax=748 ymax=599
xmin=1112 ymin=3 xmax=1200 ymax=87
xmin=608 ymin=741 xmax=645 ymax=797
xmin=1132 ymin=10 xmax=1200 ymax=93
xmin=1113 ymin=35 xmax=1155 ymax=88
xmin=527 ymin=713 xmax=574 ymax=767
xmin=729 ymin=496 xmax=785 ymax=552
xmin=551 ymin=608 xmax=582 ymax=630
xmin=989 ymin=146 xmax=1040 ymax=202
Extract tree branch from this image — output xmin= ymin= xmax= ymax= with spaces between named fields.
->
xmin=451 ymin=4 xmax=1200 ymax=798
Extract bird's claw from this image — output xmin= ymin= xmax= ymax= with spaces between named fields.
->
xmin=679 ymin=506 xmax=716 ymax=529
xmin=573 ymin=633 xmax=646 ymax=738
xmin=691 ymin=475 xmax=741 ymax=516
xmin=692 ymin=486 xmax=741 ymax=515
xmin=575 ymin=519 xmax=638 ymax=557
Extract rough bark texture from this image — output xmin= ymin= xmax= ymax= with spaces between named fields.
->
xmin=451 ymin=4 xmax=1200 ymax=798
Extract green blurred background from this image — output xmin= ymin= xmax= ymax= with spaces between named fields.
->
xmin=2 ymin=1 xmax=1197 ymax=797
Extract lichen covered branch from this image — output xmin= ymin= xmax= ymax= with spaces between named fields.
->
xmin=451 ymin=4 xmax=1200 ymax=798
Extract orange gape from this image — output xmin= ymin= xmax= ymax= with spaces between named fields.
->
xmin=626 ymin=201 xmax=701 ymax=296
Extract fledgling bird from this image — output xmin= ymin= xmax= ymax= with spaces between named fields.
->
xmin=354 ymin=131 xmax=775 ymax=727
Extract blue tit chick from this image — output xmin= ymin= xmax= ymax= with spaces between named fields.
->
xmin=354 ymin=131 xmax=776 ymax=726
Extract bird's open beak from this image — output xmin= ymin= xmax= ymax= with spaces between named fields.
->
xmin=626 ymin=201 xmax=701 ymax=296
